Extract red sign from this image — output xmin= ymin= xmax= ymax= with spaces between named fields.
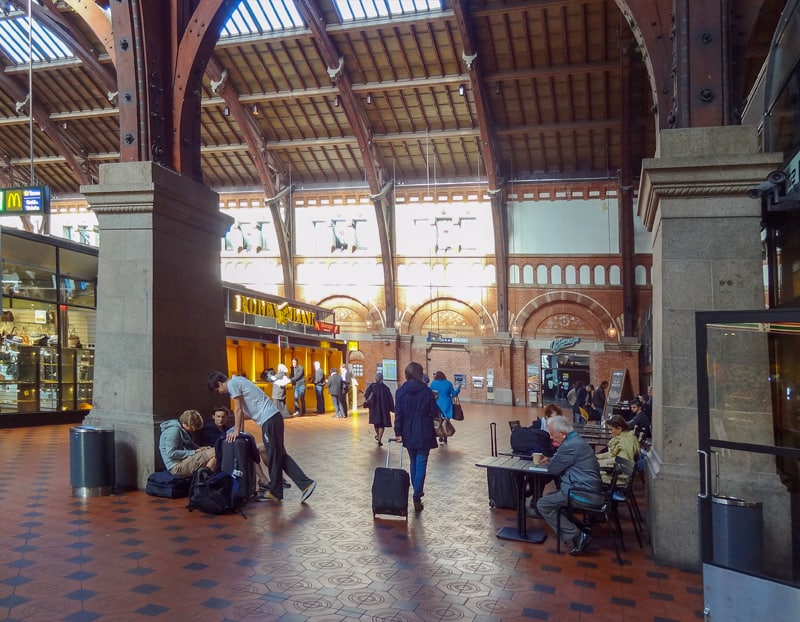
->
xmin=315 ymin=320 xmax=339 ymax=335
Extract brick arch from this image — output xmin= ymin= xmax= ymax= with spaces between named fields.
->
xmin=316 ymin=295 xmax=382 ymax=329
xmin=513 ymin=291 xmax=616 ymax=342
xmin=402 ymin=297 xmax=484 ymax=335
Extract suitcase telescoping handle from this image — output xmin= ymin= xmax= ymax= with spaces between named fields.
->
xmin=490 ymin=421 xmax=498 ymax=457
xmin=387 ymin=438 xmax=404 ymax=469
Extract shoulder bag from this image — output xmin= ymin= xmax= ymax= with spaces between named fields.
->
xmin=451 ymin=395 xmax=464 ymax=421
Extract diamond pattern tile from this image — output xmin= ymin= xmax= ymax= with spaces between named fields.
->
xmin=0 ymin=405 xmax=704 ymax=620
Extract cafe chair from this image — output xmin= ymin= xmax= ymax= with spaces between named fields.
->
xmin=508 ymin=420 xmax=521 ymax=431
xmin=556 ymin=465 xmax=623 ymax=564
xmin=611 ymin=456 xmax=645 ymax=548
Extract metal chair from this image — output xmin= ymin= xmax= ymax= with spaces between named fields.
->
xmin=611 ymin=456 xmax=645 ymax=548
xmin=556 ymin=465 xmax=623 ymax=564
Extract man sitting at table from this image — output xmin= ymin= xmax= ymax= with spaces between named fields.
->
xmin=536 ymin=415 xmax=603 ymax=555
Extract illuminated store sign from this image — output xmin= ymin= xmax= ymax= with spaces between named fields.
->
xmin=0 ymin=186 xmax=51 ymax=216
xmin=234 ymin=294 xmax=317 ymax=326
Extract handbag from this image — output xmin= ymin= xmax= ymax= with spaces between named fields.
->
xmin=433 ymin=415 xmax=455 ymax=438
xmin=451 ymin=396 xmax=464 ymax=421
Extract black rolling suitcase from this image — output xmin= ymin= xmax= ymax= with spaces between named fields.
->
xmin=372 ymin=439 xmax=410 ymax=518
xmin=215 ymin=433 xmax=259 ymax=505
xmin=487 ymin=422 xmax=518 ymax=509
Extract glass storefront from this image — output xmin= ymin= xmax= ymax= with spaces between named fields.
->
xmin=0 ymin=228 xmax=97 ymax=419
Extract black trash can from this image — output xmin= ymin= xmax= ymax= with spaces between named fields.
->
xmin=70 ymin=425 xmax=115 ymax=497
xmin=711 ymin=495 xmax=763 ymax=574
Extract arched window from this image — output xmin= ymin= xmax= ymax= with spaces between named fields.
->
xmin=579 ymin=265 xmax=591 ymax=284
xmin=565 ymin=265 xmax=577 ymax=285
xmin=510 ymin=265 xmax=520 ymax=284
xmin=609 ymin=265 xmax=621 ymax=285
xmin=537 ymin=264 xmax=548 ymax=284
xmin=523 ymin=264 xmax=534 ymax=284
xmin=594 ymin=265 xmax=606 ymax=285
xmin=550 ymin=265 xmax=562 ymax=285
xmin=635 ymin=264 xmax=648 ymax=285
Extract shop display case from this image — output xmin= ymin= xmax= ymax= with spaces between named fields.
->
xmin=0 ymin=344 xmax=39 ymax=412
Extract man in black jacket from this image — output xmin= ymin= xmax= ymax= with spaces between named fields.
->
xmin=290 ymin=357 xmax=306 ymax=416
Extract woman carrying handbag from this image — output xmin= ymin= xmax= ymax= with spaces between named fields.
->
xmin=429 ymin=371 xmax=460 ymax=444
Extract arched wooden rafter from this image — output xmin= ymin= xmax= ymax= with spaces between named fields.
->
xmin=293 ymin=0 xmax=396 ymax=328
xmin=452 ymin=0 xmax=508 ymax=333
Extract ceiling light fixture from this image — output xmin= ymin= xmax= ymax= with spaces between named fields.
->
xmin=334 ymin=95 xmax=340 ymax=107
xmin=495 ymin=82 xmax=501 ymax=95
xmin=458 ymin=84 xmax=465 ymax=96
xmin=222 ymin=106 xmax=230 ymax=117
xmin=366 ymin=93 xmax=372 ymax=104
xmin=252 ymin=104 xmax=260 ymax=116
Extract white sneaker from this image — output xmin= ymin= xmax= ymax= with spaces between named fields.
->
xmin=300 ymin=480 xmax=317 ymax=503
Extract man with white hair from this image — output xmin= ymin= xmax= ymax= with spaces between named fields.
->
xmin=536 ymin=415 xmax=603 ymax=555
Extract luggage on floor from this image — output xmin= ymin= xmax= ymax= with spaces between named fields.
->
xmin=372 ymin=439 xmax=410 ymax=518
xmin=215 ymin=432 xmax=259 ymax=504
xmin=145 ymin=470 xmax=191 ymax=498
xmin=487 ymin=422 xmax=518 ymax=509
xmin=188 ymin=467 xmax=241 ymax=515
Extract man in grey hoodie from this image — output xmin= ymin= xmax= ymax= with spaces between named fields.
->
xmin=158 ymin=409 xmax=216 ymax=476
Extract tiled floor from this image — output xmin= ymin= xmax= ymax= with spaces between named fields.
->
xmin=0 ymin=405 xmax=704 ymax=621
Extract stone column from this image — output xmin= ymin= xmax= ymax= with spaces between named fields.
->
xmin=80 ymin=162 xmax=233 ymax=490
xmin=638 ymin=126 xmax=784 ymax=569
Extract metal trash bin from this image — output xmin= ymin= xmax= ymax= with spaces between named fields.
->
xmin=711 ymin=495 xmax=763 ymax=574
xmin=70 ymin=426 xmax=115 ymax=497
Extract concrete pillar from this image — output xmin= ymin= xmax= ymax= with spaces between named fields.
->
xmin=80 ymin=162 xmax=233 ymax=490
xmin=638 ymin=126 xmax=785 ymax=569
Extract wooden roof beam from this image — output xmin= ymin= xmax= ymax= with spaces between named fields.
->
xmin=452 ymin=0 xmax=508 ymax=332
xmin=206 ymin=55 xmax=295 ymax=298
xmin=294 ymin=0 xmax=395 ymax=327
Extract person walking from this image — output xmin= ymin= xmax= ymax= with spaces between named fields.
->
xmin=394 ymin=361 xmax=439 ymax=512
xmin=428 ymin=370 xmax=460 ymax=445
xmin=312 ymin=361 xmax=325 ymax=413
xmin=290 ymin=357 xmax=306 ymax=416
xmin=363 ymin=371 xmax=394 ymax=446
xmin=326 ymin=367 xmax=346 ymax=418
xmin=207 ymin=371 xmax=317 ymax=503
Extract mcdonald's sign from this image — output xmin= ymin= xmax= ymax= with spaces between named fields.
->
xmin=0 ymin=186 xmax=51 ymax=216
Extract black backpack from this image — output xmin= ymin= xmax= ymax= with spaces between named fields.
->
xmin=510 ymin=426 xmax=555 ymax=457
xmin=187 ymin=467 xmax=245 ymax=516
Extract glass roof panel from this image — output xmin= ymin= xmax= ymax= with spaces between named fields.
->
xmin=335 ymin=0 xmax=443 ymax=22
xmin=220 ymin=0 xmax=305 ymax=37
xmin=0 ymin=13 xmax=74 ymax=65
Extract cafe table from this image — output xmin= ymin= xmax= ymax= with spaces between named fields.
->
xmin=475 ymin=455 xmax=550 ymax=544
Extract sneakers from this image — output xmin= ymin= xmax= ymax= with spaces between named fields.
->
xmin=260 ymin=491 xmax=281 ymax=501
xmin=300 ymin=480 xmax=317 ymax=503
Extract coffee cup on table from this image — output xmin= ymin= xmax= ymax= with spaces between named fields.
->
xmin=532 ymin=452 xmax=543 ymax=465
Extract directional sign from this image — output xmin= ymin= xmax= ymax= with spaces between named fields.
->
xmin=0 ymin=186 xmax=51 ymax=216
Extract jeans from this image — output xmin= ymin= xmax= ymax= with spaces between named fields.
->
xmin=406 ymin=448 xmax=430 ymax=500
xmin=314 ymin=385 xmax=324 ymax=412
xmin=331 ymin=394 xmax=346 ymax=417
xmin=294 ymin=385 xmax=306 ymax=414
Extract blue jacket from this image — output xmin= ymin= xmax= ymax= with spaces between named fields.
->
xmin=546 ymin=431 xmax=603 ymax=498
xmin=429 ymin=378 xmax=460 ymax=419
xmin=394 ymin=378 xmax=439 ymax=450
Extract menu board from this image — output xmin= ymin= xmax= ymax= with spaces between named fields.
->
xmin=604 ymin=369 xmax=633 ymax=417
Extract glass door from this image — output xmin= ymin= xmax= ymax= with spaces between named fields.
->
xmin=696 ymin=310 xmax=800 ymax=621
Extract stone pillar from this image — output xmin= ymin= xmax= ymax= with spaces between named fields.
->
xmin=638 ymin=126 xmax=784 ymax=569
xmin=81 ymin=162 xmax=233 ymax=490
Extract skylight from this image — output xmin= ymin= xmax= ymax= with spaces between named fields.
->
xmin=0 ymin=13 xmax=74 ymax=65
xmin=335 ymin=0 xmax=443 ymax=22
xmin=220 ymin=0 xmax=305 ymax=37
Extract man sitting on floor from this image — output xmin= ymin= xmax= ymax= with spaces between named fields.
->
xmin=159 ymin=409 xmax=216 ymax=476
xmin=536 ymin=415 xmax=603 ymax=555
